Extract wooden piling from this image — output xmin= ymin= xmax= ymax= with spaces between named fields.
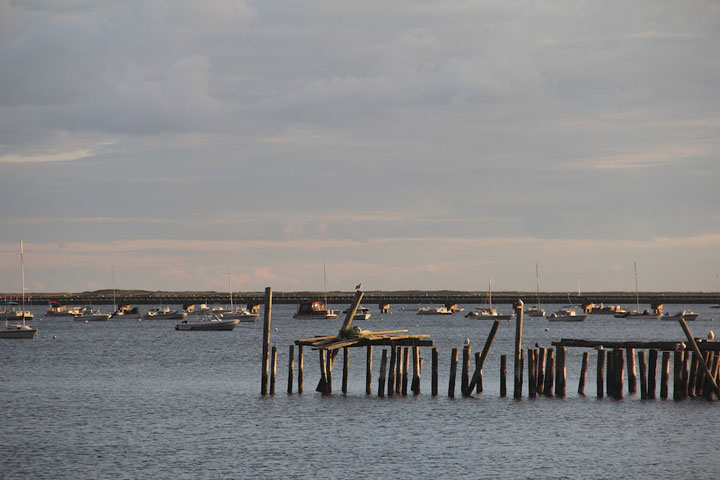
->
xmin=543 ymin=349 xmax=554 ymax=397
xmin=704 ymin=352 xmax=718 ymax=401
xmin=395 ymin=346 xmax=403 ymax=394
xmin=681 ymin=350 xmax=689 ymax=399
xmin=378 ymin=349 xmax=388 ymax=397
xmin=387 ymin=345 xmax=396 ymax=397
xmin=536 ymin=348 xmax=546 ymax=395
xmin=260 ymin=286 xmax=272 ymax=395
xmin=606 ymin=349 xmax=614 ymax=398
xmin=342 ymin=347 xmax=349 ymax=395
xmin=678 ymin=318 xmax=720 ymax=399
xmin=449 ymin=347 xmax=458 ymax=398
xmin=326 ymin=350 xmax=336 ymax=394
xmin=287 ymin=344 xmax=294 ymax=394
xmin=402 ymin=347 xmax=410 ymax=396
xmin=466 ymin=319 xmax=501 ymax=395
xmin=500 ymin=354 xmax=507 ymax=397
xmin=596 ymin=348 xmax=605 ymax=398
xmin=298 ymin=345 xmax=304 ymax=394
xmin=688 ymin=351 xmax=698 ymax=397
xmin=647 ymin=349 xmax=657 ymax=399
xmin=513 ymin=300 xmax=524 ymax=400
xmin=660 ymin=351 xmax=670 ymax=399
xmin=432 ymin=347 xmax=439 ymax=396
xmin=578 ymin=351 xmax=589 ymax=396
xmin=627 ymin=348 xmax=637 ymax=395
xmin=366 ymin=346 xmax=373 ymax=395
xmin=528 ymin=348 xmax=536 ymax=398
xmin=695 ymin=352 xmax=709 ymax=397
xmin=474 ymin=352 xmax=482 ymax=394
xmin=412 ymin=346 xmax=421 ymax=395
xmin=270 ymin=346 xmax=277 ymax=395
xmin=638 ymin=350 xmax=648 ymax=400
xmin=673 ymin=350 xmax=683 ymax=401
xmin=461 ymin=343 xmax=471 ymax=396
xmin=556 ymin=347 xmax=566 ymax=398
xmin=616 ymin=348 xmax=625 ymax=400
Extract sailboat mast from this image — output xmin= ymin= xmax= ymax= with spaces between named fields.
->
xmin=228 ymin=266 xmax=234 ymax=310
xmin=488 ymin=278 xmax=493 ymax=310
xmin=112 ymin=265 xmax=117 ymax=312
xmin=535 ymin=263 xmax=541 ymax=308
xmin=634 ymin=262 xmax=640 ymax=311
xmin=20 ymin=239 xmax=25 ymax=325
xmin=323 ymin=262 xmax=328 ymax=307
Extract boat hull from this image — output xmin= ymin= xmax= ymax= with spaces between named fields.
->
xmin=0 ymin=325 xmax=38 ymax=339
xmin=175 ymin=319 xmax=239 ymax=331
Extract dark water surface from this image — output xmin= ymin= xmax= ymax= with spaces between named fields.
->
xmin=2 ymin=303 xmax=719 ymax=479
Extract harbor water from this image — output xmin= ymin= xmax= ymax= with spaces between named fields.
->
xmin=2 ymin=303 xmax=720 ymax=479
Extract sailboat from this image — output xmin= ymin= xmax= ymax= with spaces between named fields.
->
xmin=466 ymin=279 xmax=514 ymax=320
xmin=614 ymin=262 xmax=662 ymax=319
xmin=212 ymin=267 xmax=259 ymax=322
xmin=525 ymin=263 xmax=545 ymax=317
xmin=1 ymin=240 xmax=38 ymax=339
xmin=110 ymin=267 xmax=141 ymax=319
xmin=293 ymin=263 xmax=339 ymax=319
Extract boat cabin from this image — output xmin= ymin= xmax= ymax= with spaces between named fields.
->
xmin=297 ymin=301 xmax=329 ymax=314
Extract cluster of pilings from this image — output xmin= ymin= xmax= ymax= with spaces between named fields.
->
xmin=260 ymin=290 xmax=719 ymax=401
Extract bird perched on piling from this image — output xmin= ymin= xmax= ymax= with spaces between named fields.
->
xmin=355 ymin=283 xmax=362 ymax=291
xmin=708 ymin=330 xmax=715 ymax=340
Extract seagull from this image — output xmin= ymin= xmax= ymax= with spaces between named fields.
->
xmin=464 ymin=338 xmax=470 ymax=346
xmin=355 ymin=283 xmax=362 ymax=291
xmin=708 ymin=330 xmax=715 ymax=340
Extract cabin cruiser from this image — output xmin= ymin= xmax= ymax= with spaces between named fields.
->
xmin=175 ymin=313 xmax=239 ymax=331
xmin=111 ymin=305 xmax=141 ymax=319
xmin=212 ymin=306 xmax=259 ymax=322
xmin=547 ymin=308 xmax=586 ymax=322
xmin=73 ymin=306 xmax=111 ymax=321
xmin=417 ymin=306 xmax=454 ymax=315
xmin=525 ymin=305 xmax=545 ymax=318
xmin=342 ymin=306 xmax=371 ymax=320
xmin=662 ymin=310 xmax=699 ymax=321
xmin=293 ymin=301 xmax=338 ymax=319
xmin=0 ymin=302 xmax=33 ymax=321
xmin=45 ymin=302 xmax=80 ymax=317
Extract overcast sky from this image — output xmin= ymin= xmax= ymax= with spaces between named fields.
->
xmin=1 ymin=0 xmax=719 ymax=294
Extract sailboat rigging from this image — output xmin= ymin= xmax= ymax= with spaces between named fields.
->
xmin=526 ymin=263 xmax=545 ymax=317
xmin=1 ymin=240 xmax=38 ymax=339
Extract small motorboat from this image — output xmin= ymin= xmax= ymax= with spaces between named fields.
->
xmin=525 ymin=305 xmax=545 ymax=318
xmin=547 ymin=308 xmax=586 ymax=322
xmin=417 ymin=306 xmax=454 ymax=315
xmin=111 ymin=305 xmax=141 ymax=319
xmin=46 ymin=302 xmax=81 ymax=317
xmin=662 ymin=310 xmax=699 ymax=321
xmin=73 ymin=307 xmax=111 ymax=322
xmin=175 ymin=314 xmax=240 ymax=331
xmin=142 ymin=307 xmax=187 ymax=320
xmin=293 ymin=301 xmax=338 ymax=320
xmin=466 ymin=307 xmax=513 ymax=320
xmin=213 ymin=306 xmax=259 ymax=322
xmin=342 ymin=306 xmax=371 ymax=320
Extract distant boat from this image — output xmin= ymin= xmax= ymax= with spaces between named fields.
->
xmin=294 ymin=301 xmax=339 ymax=319
xmin=418 ymin=306 xmax=454 ymax=315
xmin=212 ymin=266 xmax=259 ymax=322
xmin=587 ymin=304 xmax=621 ymax=315
xmin=466 ymin=279 xmax=513 ymax=320
xmin=46 ymin=301 xmax=80 ymax=317
xmin=0 ymin=303 xmax=33 ymax=322
xmin=662 ymin=310 xmax=699 ymax=322
xmin=614 ymin=262 xmax=663 ymax=319
xmin=526 ymin=263 xmax=545 ymax=317
xmin=111 ymin=305 xmax=141 ymax=319
xmin=175 ymin=314 xmax=239 ymax=331
xmin=73 ymin=306 xmax=111 ymax=322
xmin=1 ymin=241 xmax=38 ymax=339
xmin=343 ymin=306 xmax=371 ymax=320
xmin=547 ymin=307 xmax=586 ymax=322
xmin=142 ymin=307 xmax=187 ymax=320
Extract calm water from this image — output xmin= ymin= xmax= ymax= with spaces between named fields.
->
xmin=2 ymin=303 xmax=720 ymax=479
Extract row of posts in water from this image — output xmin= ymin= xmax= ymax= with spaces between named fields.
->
xmin=262 ymin=342 xmax=720 ymax=401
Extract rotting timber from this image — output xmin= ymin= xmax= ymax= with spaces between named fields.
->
xmin=294 ymin=290 xmax=434 ymax=395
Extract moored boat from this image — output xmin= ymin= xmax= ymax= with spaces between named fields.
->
xmin=547 ymin=308 xmax=586 ymax=322
xmin=342 ymin=306 xmax=371 ymax=320
xmin=175 ymin=314 xmax=239 ymax=331
xmin=111 ymin=305 xmax=141 ymax=319
xmin=662 ymin=310 xmax=699 ymax=321
xmin=1 ymin=241 xmax=38 ymax=339
xmin=525 ymin=305 xmax=545 ymax=317
xmin=213 ymin=306 xmax=259 ymax=322
xmin=73 ymin=306 xmax=111 ymax=321
xmin=46 ymin=301 xmax=80 ymax=317
xmin=294 ymin=301 xmax=338 ymax=319
xmin=417 ymin=306 xmax=453 ymax=315
xmin=466 ymin=307 xmax=513 ymax=320
xmin=142 ymin=307 xmax=187 ymax=320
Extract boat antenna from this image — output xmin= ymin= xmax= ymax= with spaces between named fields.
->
xmin=20 ymin=239 xmax=25 ymax=326
xmin=488 ymin=278 xmax=493 ymax=310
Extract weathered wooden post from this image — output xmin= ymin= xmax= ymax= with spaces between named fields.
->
xmin=378 ymin=349 xmax=388 ymax=397
xmin=647 ymin=349 xmax=657 ymax=399
xmin=528 ymin=348 xmax=536 ymax=398
xmin=449 ymin=348 xmax=458 ymax=398
xmin=660 ymin=351 xmax=670 ymax=399
xmin=556 ymin=346 xmax=566 ymax=398
xmin=627 ymin=348 xmax=637 ymax=395
xmin=513 ymin=299 xmax=524 ymax=399
xmin=260 ymin=286 xmax=272 ymax=395
xmin=543 ymin=349 xmax=554 ymax=397
xmin=615 ymin=348 xmax=625 ymax=400
xmin=578 ymin=351 xmax=589 ymax=396
xmin=681 ymin=350 xmax=689 ymax=399
xmin=342 ymin=347 xmax=349 ymax=395
xmin=366 ymin=346 xmax=373 ymax=395
xmin=431 ymin=347 xmax=439 ymax=396
xmin=466 ymin=319 xmax=501 ymax=395
xmin=287 ymin=344 xmax=295 ymax=394
xmin=696 ymin=352 xmax=709 ymax=397
xmin=461 ymin=343 xmax=471 ymax=397
xmin=412 ymin=346 xmax=421 ymax=395
xmin=270 ymin=346 xmax=277 ymax=395
xmin=706 ymin=353 xmax=720 ymax=400
xmin=326 ymin=350 xmax=336 ymax=394
xmin=688 ymin=351 xmax=699 ymax=397
xmin=606 ymin=350 xmax=615 ymax=398
xmin=537 ymin=348 xmax=546 ymax=395
xmin=638 ymin=350 xmax=648 ymax=400
xmin=474 ymin=352 xmax=482 ymax=394
xmin=597 ymin=347 xmax=605 ymax=398
xmin=678 ymin=318 xmax=720 ymax=399
xmin=395 ymin=346 xmax=403 ymax=394
xmin=298 ymin=345 xmax=304 ymax=394
xmin=388 ymin=345 xmax=396 ymax=397
xmin=673 ymin=350 xmax=683 ymax=401
xmin=500 ymin=355 xmax=507 ymax=397
xmin=402 ymin=347 xmax=410 ymax=395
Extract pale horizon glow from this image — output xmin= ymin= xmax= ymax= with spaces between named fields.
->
xmin=1 ymin=1 xmax=718 ymax=293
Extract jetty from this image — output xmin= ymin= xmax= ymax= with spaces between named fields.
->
xmin=258 ymin=287 xmax=719 ymax=402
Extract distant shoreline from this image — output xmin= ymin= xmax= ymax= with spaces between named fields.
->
xmin=3 ymin=290 xmax=719 ymax=305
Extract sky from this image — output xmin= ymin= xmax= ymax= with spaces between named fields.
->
xmin=1 ymin=0 xmax=719 ymax=294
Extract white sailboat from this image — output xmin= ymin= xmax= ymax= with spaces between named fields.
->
xmin=1 ymin=240 xmax=38 ymax=339
xmin=614 ymin=262 xmax=662 ymax=319
xmin=525 ymin=263 xmax=545 ymax=317
xmin=466 ymin=279 xmax=513 ymax=320
xmin=213 ymin=266 xmax=259 ymax=322
xmin=293 ymin=263 xmax=339 ymax=319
